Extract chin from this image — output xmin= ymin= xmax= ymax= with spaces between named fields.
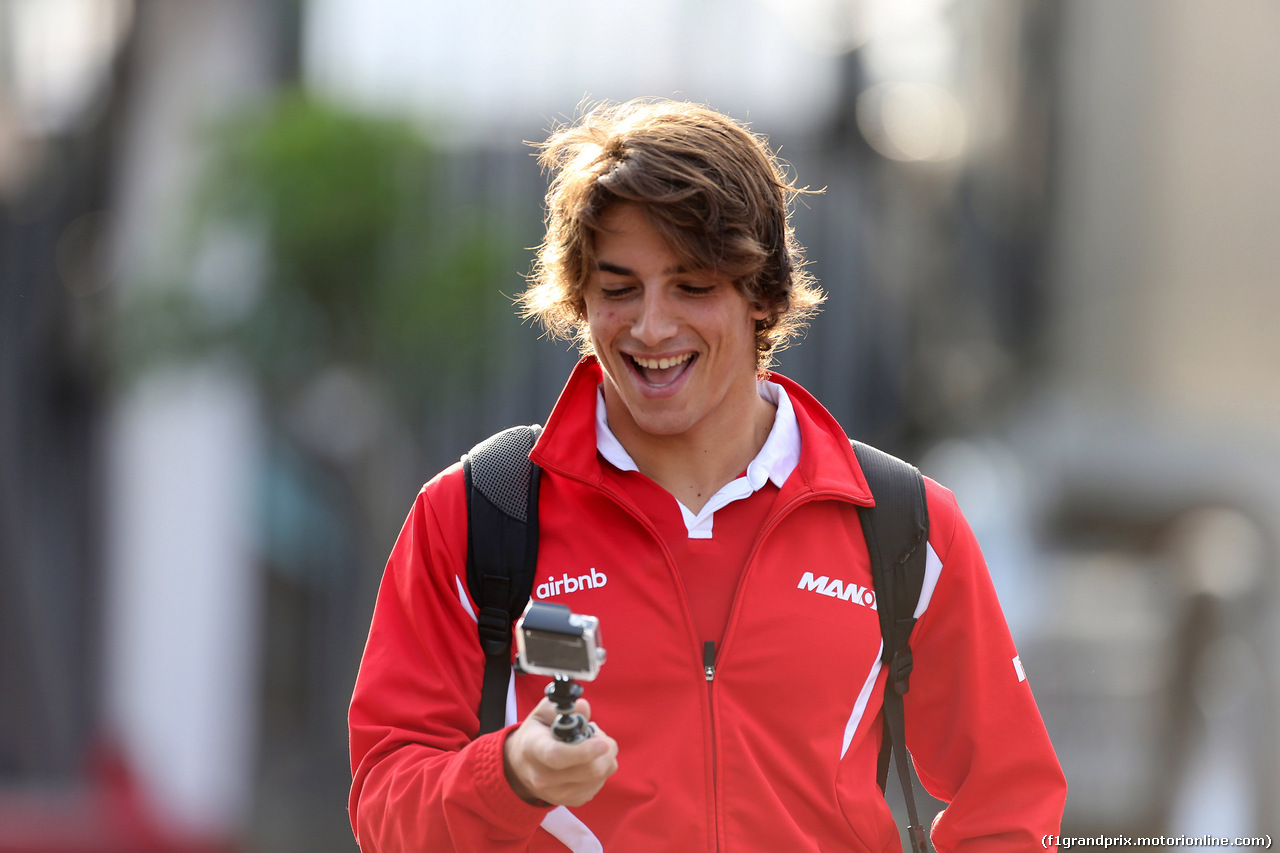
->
xmin=628 ymin=406 xmax=701 ymax=438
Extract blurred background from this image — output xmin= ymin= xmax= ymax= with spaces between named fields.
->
xmin=1 ymin=0 xmax=1277 ymax=849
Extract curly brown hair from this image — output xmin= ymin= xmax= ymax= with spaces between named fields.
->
xmin=517 ymin=99 xmax=825 ymax=371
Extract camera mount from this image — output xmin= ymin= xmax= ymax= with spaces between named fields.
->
xmin=546 ymin=677 xmax=594 ymax=744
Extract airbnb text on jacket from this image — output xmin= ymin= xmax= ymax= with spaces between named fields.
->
xmin=536 ymin=569 xmax=608 ymax=599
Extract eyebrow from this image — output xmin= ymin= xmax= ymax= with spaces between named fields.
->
xmin=596 ymin=260 xmax=688 ymax=277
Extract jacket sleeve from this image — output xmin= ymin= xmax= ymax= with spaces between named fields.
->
xmin=903 ymin=479 xmax=1067 ymax=852
xmin=348 ymin=466 xmax=550 ymax=851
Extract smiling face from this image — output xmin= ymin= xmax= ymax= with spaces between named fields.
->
xmin=585 ymin=204 xmax=770 ymax=447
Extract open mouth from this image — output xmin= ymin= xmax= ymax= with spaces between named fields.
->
xmin=627 ymin=352 xmax=696 ymax=387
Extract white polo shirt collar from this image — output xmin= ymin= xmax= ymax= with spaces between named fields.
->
xmin=595 ymin=380 xmax=801 ymax=539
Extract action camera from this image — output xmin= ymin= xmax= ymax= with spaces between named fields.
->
xmin=516 ymin=600 xmax=606 ymax=682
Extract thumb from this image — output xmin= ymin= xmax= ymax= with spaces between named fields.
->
xmin=528 ymin=695 xmax=594 ymax=725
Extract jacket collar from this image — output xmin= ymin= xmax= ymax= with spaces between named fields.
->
xmin=531 ymin=356 xmax=874 ymax=506
xmin=595 ymin=379 xmax=800 ymax=491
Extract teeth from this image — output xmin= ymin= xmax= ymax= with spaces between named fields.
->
xmin=633 ymin=353 xmax=692 ymax=370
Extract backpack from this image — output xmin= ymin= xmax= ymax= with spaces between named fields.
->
xmin=462 ymin=425 xmax=933 ymax=853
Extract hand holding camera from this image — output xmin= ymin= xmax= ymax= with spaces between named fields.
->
xmin=502 ymin=601 xmax=617 ymax=806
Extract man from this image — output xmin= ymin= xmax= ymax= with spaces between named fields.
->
xmin=349 ymin=99 xmax=1066 ymax=852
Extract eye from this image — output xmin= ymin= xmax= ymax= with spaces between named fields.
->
xmin=598 ymin=284 xmax=635 ymax=299
xmin=679 ymin=283 xmax=717 ymax=296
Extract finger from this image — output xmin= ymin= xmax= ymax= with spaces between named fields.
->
xmin=530 ymin=695 xmax=594 ymax=722
xmin=526 ymin=697 xmax=559 ymax=725
xmin=532 ymin=727 xmax=613 ymax=770
xmin=533 ymin=745 xmax=619 ymax=806
xmin=515 ymin=747 xmax=611 ymax=800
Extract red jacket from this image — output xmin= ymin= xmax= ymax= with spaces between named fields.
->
xmin=349 ymin=358 xmax=1066 ymax=852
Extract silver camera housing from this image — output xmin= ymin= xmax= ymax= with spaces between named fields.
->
xmin=515 ymin=600 xmax=606 ymax=682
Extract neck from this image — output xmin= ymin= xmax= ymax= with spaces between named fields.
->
xmin=604 ymin=385 xmax=776 ymax=514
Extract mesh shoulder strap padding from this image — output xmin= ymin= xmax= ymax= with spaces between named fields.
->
xmin=463 ymin=424 xmax=543 ymax=736
xmin=852 ymin=440 xmax=932 ymax=853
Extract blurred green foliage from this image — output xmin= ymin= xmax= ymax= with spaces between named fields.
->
xmin=117 ymin=91 xmax=512 ymax=415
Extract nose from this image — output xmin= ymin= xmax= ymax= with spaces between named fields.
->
xmin=630 ymin=286 xmax=679 ymax=345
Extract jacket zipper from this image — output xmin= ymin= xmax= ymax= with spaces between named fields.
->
xmin=704 ymin=640 xmax=718 ymax=851
xmin=702 ymin=492 xmax=855 ymax=851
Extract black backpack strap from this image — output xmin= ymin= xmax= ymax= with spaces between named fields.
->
xmin=852 ymin=440 xmax=932 ymax=853
xmin=462 ymin=425 xmax=543 ymax=736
